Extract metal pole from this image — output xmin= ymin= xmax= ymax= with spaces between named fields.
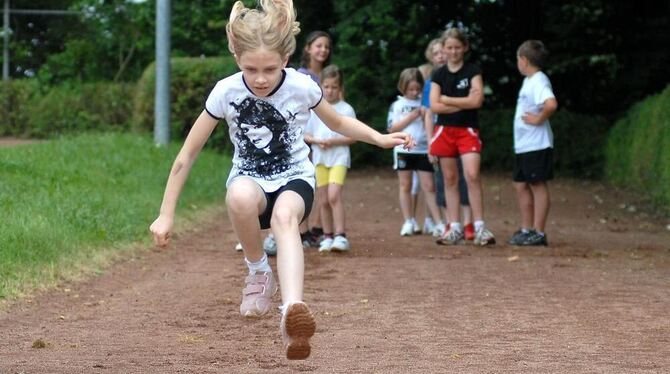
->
xmin=154 ymin=0 xmax=171 ymax=146
xmin=3 ymin=0 xmax=9 ymax=81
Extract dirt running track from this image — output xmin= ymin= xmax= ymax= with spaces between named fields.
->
xmin=1 ymin=170 xmax=669 ymax=373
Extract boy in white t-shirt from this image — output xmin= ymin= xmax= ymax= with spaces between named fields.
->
xmin=508 ymin=40 xmax=558 ymax=246
xmin=304 ymin=65 xmax=356 ymax=252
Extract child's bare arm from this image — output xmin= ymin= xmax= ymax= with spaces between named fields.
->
xmin=438 ymin=75 xmax=484 ymax=109
xmin=522 ymin=98 xmax=558 ymax=126
xmin=149 ymin=110 xmax=218 ymax=247
xmin=429 ymin=82 xmax=462 ymax=114
xmin=324 ymin=136 xmax=356 ymax=147
xmin=387 ymin=107 xmax=423 ymax=133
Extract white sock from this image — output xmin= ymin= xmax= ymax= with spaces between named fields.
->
xmin=474 ymin=220 xmax=485 ymax=232
xmin=450 ymin=222 xmax=463 ymax=233
xmin=245 ymin=253 xmax=271 ymax=275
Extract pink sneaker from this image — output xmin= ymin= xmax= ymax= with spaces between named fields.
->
xmin=240 ymin=272 xmax=278 ymax=317
xmin=280 ymin=302 xmax=316 ymax=360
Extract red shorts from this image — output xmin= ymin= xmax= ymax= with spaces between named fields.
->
xmin=429 ymin=126 xmax=482 ymax=157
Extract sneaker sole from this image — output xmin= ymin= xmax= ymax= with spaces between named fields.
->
xmin=475 ymin=238 xmax=496 ymax=246
xmin=435 ymin=238 xmax=464 ymax=245
xmin=284 ymin=303 xmax=316 ymax=360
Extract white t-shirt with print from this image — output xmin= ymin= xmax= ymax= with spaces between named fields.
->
xmin=305 ymin=100 xmax=356 ymax=168
xmin=386 ymin=96 xmax=428 ymax=154
xmin=205 ymin=68 xmax=323 ymax=192
xmin=513 ymin=71 xmax=555 ymax=153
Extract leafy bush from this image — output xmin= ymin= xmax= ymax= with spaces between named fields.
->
xmin=605 ymin=85 xmax=670 ymax=210
xmin=28 ymin=83 xmax=135 ymax=137
xmin=0 ymin=80 xmax=134 ymax=137
xmin=0 ymin=80 xmax=41 ymax=136
xmin=132 ymin=56 xmax=240 ymax=152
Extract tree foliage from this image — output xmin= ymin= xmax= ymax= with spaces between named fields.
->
xmin=1 ymin=0 xmax=668 ymax=118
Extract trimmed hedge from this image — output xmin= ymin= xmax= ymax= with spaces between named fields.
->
xmin=0 ymin=81 xmax=134 ymax=137
xmin=132 ymin=56 xmax=240 ymax=152
xmin=605 ymin=85 xmax=670 ymax=211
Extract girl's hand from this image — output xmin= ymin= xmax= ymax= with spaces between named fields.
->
xmin=376 ymin=132 xmax=414 ymax=150
xmin=428 ymin=154 xmax=439 ymax=164
xmin=522 ymin=112 xmax=542 ymax=125
xmin=319 ymin=139 xmax=332 ymax=149
xmin=149 ymin=214 xmax=174 ymax=248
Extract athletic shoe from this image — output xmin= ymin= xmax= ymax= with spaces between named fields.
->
xmin=411 ymin=218 xmax=421 ymax=234
xmin=507 ymin=229 xmax=529 ymax=245
xmin=432 ymin=222 xmax=446 ymax=237
xmin=330 ymin=235 xmax=351 ymax=251
xmin=400 ymin=221 xmax=414 ymax=236
xmin=263 ymin=235 xmax=277 ymax=256
xmin=464 ymin=223 xmax=475 ymax=241
xmin=436 ymin=227 xmax=464 ymax=245
xmin=474 ymin=227 xmax=496 ymax=246
xmin=301 ymin=232 xmax=320 ymax=248
xmin=318 ymin=237 xmax=333 ymax=252
xmin=240 ymin=272 xmax=277 ymax=317
xmin=422 ymin=217 xmax=435 ymax=235
xmin=519 ymin=230 xmax=548 ymax=246
xmin=280 ymin=301 xmax=316 ymax=360
xmin=234 ymin=242 xmax=243 ymax=251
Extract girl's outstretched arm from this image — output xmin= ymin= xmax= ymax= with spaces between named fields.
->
xmin=312 ymin=100 xmax=414 ymax=150
xmin=149 ymin=110 xmax=218 ymax=247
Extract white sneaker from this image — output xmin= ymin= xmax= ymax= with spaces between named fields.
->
xmin=400 ymin=221 xmax=414 ymax=236
xmin=234 ymin=242 xmax=243 ymax=251
xmin=263 ymin=235 xmax=277 ymax=256
xmin=410 ymin=218 xmax=421 ymax=234
xmin=432 ymin=222 xmax=446 ymax=237
xmin=474 ymin=227 xmax=496 ymax=246
xmin=330 ymin=235 xmax=350 ymax=251
xmin=318 ymin=237 xmax=333 ymax=252
xmin=422 ymin=217 xmax=435 ymax=235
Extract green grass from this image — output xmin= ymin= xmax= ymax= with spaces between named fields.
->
xmin=0 ymin=133 xmax=230 ymax=301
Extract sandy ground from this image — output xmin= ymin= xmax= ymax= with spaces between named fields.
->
xmin=1 ymin=170 xmax=669 ymax=373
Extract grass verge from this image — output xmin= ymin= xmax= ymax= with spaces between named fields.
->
xmin=0 ymin=133 xmax=230 ymax=303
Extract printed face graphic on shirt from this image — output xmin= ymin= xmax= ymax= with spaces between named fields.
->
xmin=230 ymin=97 xmax=296 ymax=178
xmin=241 ymin=121 xmax=273 ymax=150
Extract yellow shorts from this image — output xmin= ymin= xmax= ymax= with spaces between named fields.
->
xmin=315 ymin=164 xmax=348 ymax=187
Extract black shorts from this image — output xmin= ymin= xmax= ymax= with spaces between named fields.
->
xmin=513 ymin=148 xmax=553 ymax=183
xmin=394 ymin=152 xmax=434 ymax=172
xmin=259 ymin=179 xmax=314 ymax=230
